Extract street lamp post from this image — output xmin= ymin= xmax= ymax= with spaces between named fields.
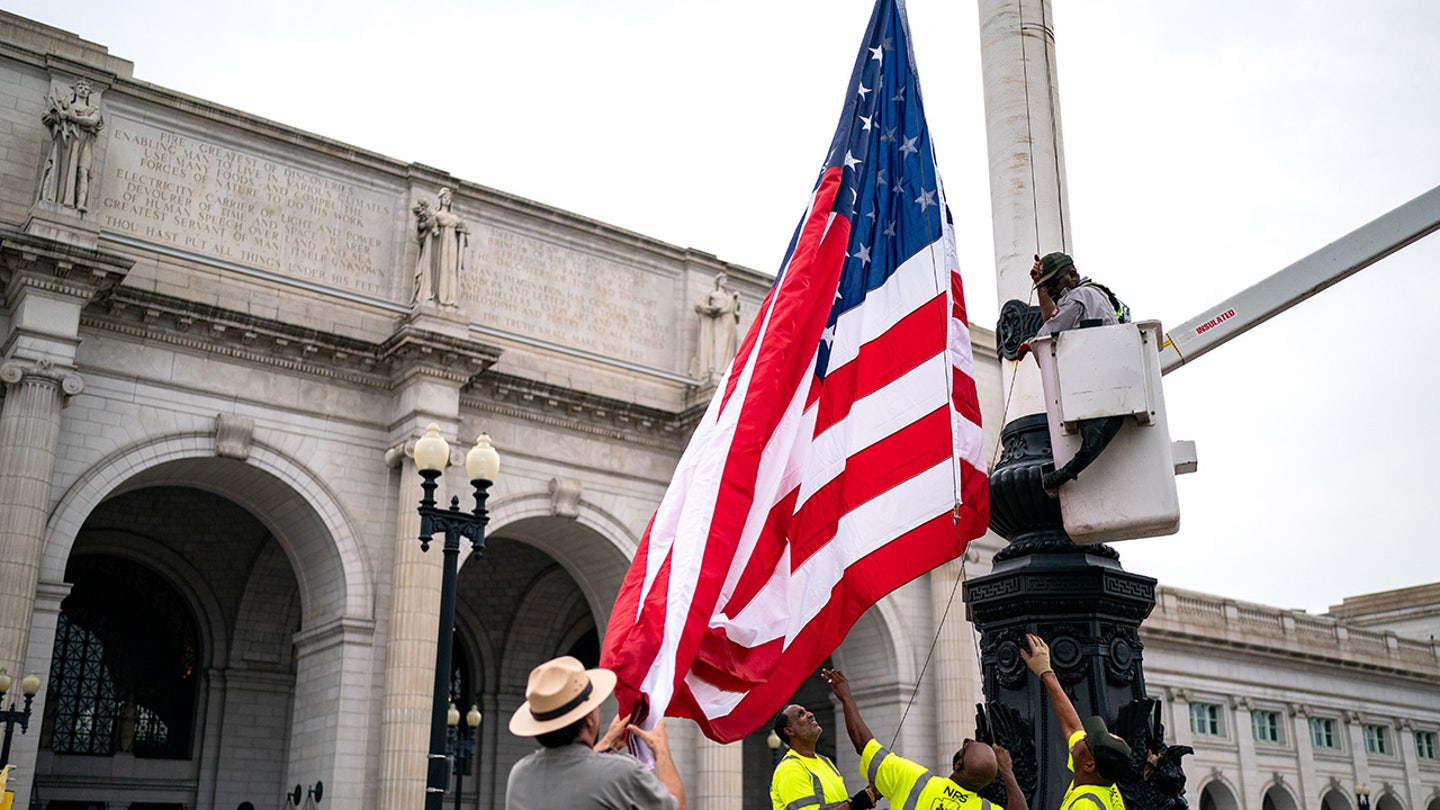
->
xmin=446 ymin=703 xmax=482 ymax=810
xmin=414 ymin=424 xmax=500 ymax=810
xmin=1356 ymin=784 xmax=1372 ymax=810
xmin=0 ymin=669 xmax=41 ymax=769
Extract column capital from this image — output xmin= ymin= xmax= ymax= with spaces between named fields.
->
xmin=0 ymin=358 xmax=83 ymax=398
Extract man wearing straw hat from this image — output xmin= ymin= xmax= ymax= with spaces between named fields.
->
xmin=507 ymin=655 xmax=686 ymax=810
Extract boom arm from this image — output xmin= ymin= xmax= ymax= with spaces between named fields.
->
xmin=1159 ymin=184 xmax=1440 ymax=374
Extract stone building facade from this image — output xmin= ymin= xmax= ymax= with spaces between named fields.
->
xmin=0 ymin=12 xmax=1434 ymax=810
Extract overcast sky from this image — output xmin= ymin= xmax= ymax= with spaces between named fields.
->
xmin=12 ymin=0 xmax=1440 ymax=616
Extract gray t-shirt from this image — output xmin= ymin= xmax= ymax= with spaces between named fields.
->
xmin=1037 ymin=284 xmax=1118 ymax=337
xmin=506 ymin=743 xmax=678 ymax=810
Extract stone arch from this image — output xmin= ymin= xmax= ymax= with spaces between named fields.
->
xmin=482 ymin=507 xmax=637 ymax=637
xmin=497 ymin=565 xmax=597 ymax=692
xmin=1425 ymin=796 xmax=1439 ymax=810
xmin=1264 ymin=782 xmax=1301 ymax=810
xmin=43 ymin=434 xmax=373 ymax=625
xmin=835 ymin=596 xmax=909 ymax=688
xmin=454 ymin=599 xmax=498 ymax=697
xmin=1200 ymin=778 xmax=1241 ymax=810
xmin=68 ymin=529 xmax=229 ymax=670
xmin=231 ymin=540 xmax=301 ymax=671
xmin=1322 ymin=787 xmax=1352 ymax=810
xmin=1377 ymin=792 xmax=1405 ymax=810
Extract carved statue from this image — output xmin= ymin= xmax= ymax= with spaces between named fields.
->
xmin=411 ymin=188 xmax=469 ymax=306
xmin=40 ymin=79 xmax=105 ymax=212
xmin=411 ymin=199 xmax=435 ymax=303
xmin=695 ymin=272 xmax=740 ymax=377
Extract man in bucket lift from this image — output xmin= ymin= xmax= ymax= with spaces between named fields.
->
xmin=1019 ymin=252 xmax=1131 ymax=494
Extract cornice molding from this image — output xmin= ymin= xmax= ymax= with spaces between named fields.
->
xmin=463 ymin=371 xmax=704 ymax=449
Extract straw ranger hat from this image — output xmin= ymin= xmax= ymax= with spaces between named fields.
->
xmin=509 ymin=656 xmax=617 ymax=737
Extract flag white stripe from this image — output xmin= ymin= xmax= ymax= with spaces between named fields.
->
xmin=795 ymin=351 xmax=953 ymax=508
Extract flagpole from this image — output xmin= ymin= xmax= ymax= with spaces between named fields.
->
xmin=966 ymin=5 xmax=1190 ymax=810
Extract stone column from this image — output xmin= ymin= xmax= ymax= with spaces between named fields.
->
xmin=0 ymin=360 xmax=80 ymax=675
xmin=693 ymin=737 xmax=743 ymax=810
xmin=378 ymin=448 xmax=449 ymax=810
xmin=1291 ymin=704 xmax=1320 ymax=809
xmin=978 ymin=0 xmax=1071 ymax=411
xmin=1230 ymin=697 xmax=1257 ymax=805
xmin=1398 ymin=719 xmax=1424 ymax=810
xmin=374 ymin=312 xmax=501 ymax=810
xmin=0 ymin=233 xmax=128 ymax=677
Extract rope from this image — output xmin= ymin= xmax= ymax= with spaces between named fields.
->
xmin=888 ymin=552 xmax=970 ymax=750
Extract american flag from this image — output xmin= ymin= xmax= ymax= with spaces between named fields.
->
xmin=600 ymin=0 xmax=987 ymax=744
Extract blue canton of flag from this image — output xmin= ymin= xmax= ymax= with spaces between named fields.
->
xmin=807 ymin=1 xmax=945 ymax=377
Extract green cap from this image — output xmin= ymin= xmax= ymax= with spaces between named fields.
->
xmin=1034 ymin=252 xmax=1075 ymax=288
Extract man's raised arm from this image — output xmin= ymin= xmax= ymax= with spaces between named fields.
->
xmin=1021 ymin=634 xmax=1082 ymax=738
xmin=822 ymin=668 xmax=874 ymax=756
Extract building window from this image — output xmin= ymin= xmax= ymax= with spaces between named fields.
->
xmin=1363 ymin=724 xmax=1391 ymax=755
xmin=1252 ymin=709 xmax=1282 ymax=743
xmin=1417 ymin=731 xmax=1437 ymax=760
xmin=1190 ymin=702 xmax=1223 ymax=736
xmin=1310 ymin=717 xmax=1338 ymax=749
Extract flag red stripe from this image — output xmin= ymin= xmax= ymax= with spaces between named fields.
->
xmin=682 ymin=511 xmax=965 ymax=741
xmin=659 ymin=169 xmax=852 ymax=722
xmin=813 ymin=294 xmax=946 ymax=436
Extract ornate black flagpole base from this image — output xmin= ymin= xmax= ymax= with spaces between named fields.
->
xmin=966 ymin=398 xmax=1190 ymax=810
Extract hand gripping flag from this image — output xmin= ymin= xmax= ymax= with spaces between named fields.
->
xmin=601 ymin=0 xmax=987 ymax=744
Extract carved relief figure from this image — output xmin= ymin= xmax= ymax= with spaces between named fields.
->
xmin=40 ymin=79 xmax=105 ymax=212
xmin=411 ymin=188 xmax=470 ymax=307
xmin=411 ymin=199 xmax=435 ymax=303
xmin=695 ymin=272 xmax=741 ymax=377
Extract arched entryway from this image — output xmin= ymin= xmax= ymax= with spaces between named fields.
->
xmin=1264 ymin=783 xmax=1300 ymax=810
xmin=35 ymin=485 xmax=300 ymax=808
xmin=1377 ymin=792 xmax=1405 ymax=810
xmin=24 ymin=446 xmax=375 ymax=810
xmin=1200 ymin=779 xmax=1240 ymax=810
xmin=1323 ymin=787 xmax=1353 ymax=810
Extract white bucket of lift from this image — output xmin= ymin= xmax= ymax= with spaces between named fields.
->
xmin=1029 ymin=320 xmax=1193 ymax=544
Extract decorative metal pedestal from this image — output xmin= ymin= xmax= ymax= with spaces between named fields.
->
xmin=965 ymin=413 xmax=1191 ymax=810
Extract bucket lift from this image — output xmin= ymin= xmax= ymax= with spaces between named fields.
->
xmin=1035 ymin=183 xmax=1440 ymax=544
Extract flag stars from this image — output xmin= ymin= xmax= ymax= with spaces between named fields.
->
xmin=876 ymin=168 xmax=888 ymax=186
xmin=891 ymin=87 xmax=906 ymax=103
xmin=844 ymin=151 xmax=862 ymax=171
xmin=857 ymin=83 xmax=871 ymax=100
xmin=880 ymin=128 xmax=896 ymax=145
xmin=852 ymin=243 xmax=872 ymax=267
xmin=821 ymin=323 xmax=836 ymax=347
xmin=883 ymin=221 xmax=897 ymax=238
xmin=900 ymin=136 xmax=919 ymax=155
xmin=869 ymin=45 xmax=884 ymax=64
xmin=914 ymin=188 xmax=937 ymax=211
xmin=858 ymin=112 xmax=873 ymax=131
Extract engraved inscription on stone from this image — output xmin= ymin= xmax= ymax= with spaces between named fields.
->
xmin=99 ymin=118 xmax=395 ymax=296
xmin=463 ymin=226 xmax=671 ymax=367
